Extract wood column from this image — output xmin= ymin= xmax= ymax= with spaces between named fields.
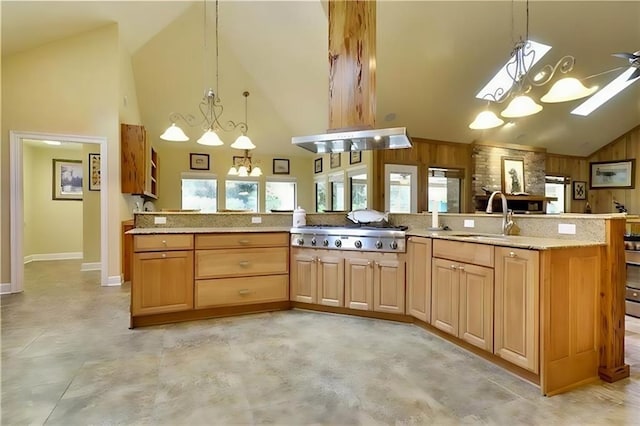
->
xmin=328 ymin=0 xmax=376 ymax=131
xmin=598 ymin=218 xmax=630 ymax=382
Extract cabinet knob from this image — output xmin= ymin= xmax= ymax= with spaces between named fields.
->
xmin=450 ymin=264 xmax=457 ymax=270
xmin=161 ymin=253 xmax=166 ymax=258
xmin=238 ymin=289 xmax=250 ymax=295
xmin=317 ymin=257 xmax=323 ymax=264
xmin=162 ymin=240 xmax=167 ymax=245
xmin=458 ymin=265 xmax=465 ymax=271
xmin=509 ymin=251 xmax=517 ymax=258
xmin=238 ymin=239 xmax=250 ymax=245
xmin=634 ymin=292 xmax=638 ymax=297
xmin=368 ymin=261 xmax=373 ymax=268
xmin=239 ymin=260 xmax=250 ymax=267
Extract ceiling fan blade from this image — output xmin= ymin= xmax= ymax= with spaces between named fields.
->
xmin=629 ymin=68 xmax=640 ymax=80
xmin=612 ymin=52 xmax=637 ymax=60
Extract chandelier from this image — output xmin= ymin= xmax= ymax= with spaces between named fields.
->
xmin=160 ymin=0 xmax=255 ymax=149
xmin=228 ymin=149 xmax=262 ymax=177
xmin=469 ymin=0 xmax=597 ymax=130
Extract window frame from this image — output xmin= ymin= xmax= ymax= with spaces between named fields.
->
xmin=224 ymin=176 xmax=260 ymax=212
xmin=265 ymin=175 xmax=297 ymax=212
xmin=180 ymin=172 xmax=218 ymax=213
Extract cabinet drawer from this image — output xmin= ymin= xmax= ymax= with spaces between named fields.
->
xmin=433 ymin=240 xmax=494 ymax=267
xmin=196 ymin=247 xmax=289 ymax=278
xmin=196 ymin=232 xmax=289 ymax=249
xmin=196 ymin=275 xmax=289 ymax=308
xmin=134 ymin=234 xmax=194 ymax=252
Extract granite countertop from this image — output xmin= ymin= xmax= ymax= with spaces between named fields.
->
xmin=407 ymin=230 xmax=605 ymax=250
xmin=126 ymin=226 xmax=292 ymax=235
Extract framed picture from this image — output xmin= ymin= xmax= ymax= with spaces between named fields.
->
xmin=314 ymin=158 xmax=323 ymax=174
xmin=572 ymin=180 xmax=587 ymax=200
xmin=52 ymin=159 xmax=83 ymax=201
xmin=350 ymin=150 xmax=362 ymax=165
xmin=330 ymin=152 xmax=341 ymax=168
xmin=190 ymin=153 xmax=210 ymax=170
xmin=88 ymin=153 xmax=101 ymax=191
xmin=590 ymin=159 xmax=635 ymax=189
xmin=501 ymin=156 xmax=525 ymax=194
xmin=273 ymin=158 xmax=290 ymax=175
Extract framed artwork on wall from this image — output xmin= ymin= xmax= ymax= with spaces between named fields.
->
xmin=273 ymin=158 xmax=290 ymax=175
xmin=589 ymin=159 xmax=635 ymax=189
xmin=572 ymin=180 xmax=587 ymax=200
xmin=314 ymin=158 xmax=322 ymax=174
xmin=52 ymin=159 xmax=83 ymax=201
xmin=501 ymin=156 xmax=525 ymax=194
xmin=88 ymin=153 xmax=101 ymax=191
xmin=330 ymin=152 xmax=341 ymax=168
xmin=350 ymin=151 xmax=362 ymax=164
xmin=190 ymin=153 xmax=210 ymax=170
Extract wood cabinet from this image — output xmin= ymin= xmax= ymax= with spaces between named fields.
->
xmin=494 ymin=247 xmax=539 ymax=373
xmin=131 ymin=234 xmax=194 ymax=316
xmin=290 ymin=248 xmax=344 ymax=306
xmin=407 ymin=237 xmax=432 ymax=322
xmin=345 ymin=253 xmax=405 ymax=314
xmin=121 ymin=123 xmax=158 ymax=198
xmin=431 ymin=240 xmax=494 ymax=351
xmin=195 ymin=232 xmax=289 ymax=309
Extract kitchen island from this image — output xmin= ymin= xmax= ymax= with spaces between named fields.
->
xmin=127 ymin=211 xmax=628 ymax=396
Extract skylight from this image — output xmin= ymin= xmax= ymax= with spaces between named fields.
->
xmin=571 ymin=67 xmax=640 ymax=116
xmin=476 ymin=40 xmax=552 ymax=102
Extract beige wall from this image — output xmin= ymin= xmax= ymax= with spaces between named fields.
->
xmin=1 ymin=24 xmax=121 ymax=284
xmin=82 ymin=144 xmax=100 ymax=263
xmin=23 ymin=145 xmax=83 ymax=257
xmin=154 ymin=142 xmax=315 ymax=211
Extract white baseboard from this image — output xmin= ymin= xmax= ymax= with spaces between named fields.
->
xmin=0 ymin=283 xmax=12 ymax=294
xmin=105 ymin=275 xmax=122 ymax=287
xmin=81 ymin=262 xmax=101 ymax=272
xmin=24 ymin=252 xmax=83 ymax=264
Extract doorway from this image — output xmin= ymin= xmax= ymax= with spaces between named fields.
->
xmin=9 ymin=131 xmax=109 ymax=293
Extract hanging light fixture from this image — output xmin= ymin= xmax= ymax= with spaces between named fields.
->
xmin=469 ymin=0 xmax=597 ymax=129
xmin=160 ymin=0 xmax=253 ymax=147
xmin=227 ymin=150 xmax=262 ymax=177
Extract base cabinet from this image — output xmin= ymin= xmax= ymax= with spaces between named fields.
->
xmin=290 ymin=249 xmax=345 ymax=306
xmin=344 ymin=253 xmax=405 ymax=314
xmin=494 ymin=247 xmax=539 ymax=373
xmin=431 ymin=241 xmax=494 ymax=352
xmin=407 ymin=237 xmax=432 ymax=322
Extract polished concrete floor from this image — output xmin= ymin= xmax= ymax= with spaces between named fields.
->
xmin=2 ymin=259 xmax=640 ymax=425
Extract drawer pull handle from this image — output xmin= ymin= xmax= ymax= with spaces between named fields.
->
xmin=162 ymin=240 xmax=167 ymax=245
xmin=509 ymin=251 xmax=517 ymax=258
xmin=367 ymin=261 xmax=372 ymax=268
xmin=239 ymin=261 xmax=250 ymax=267
xmin=458 ymin=265 xmax=465 ymax=271
xmin=162 ymin=253 xmax=166 ymax=258
xmin=238 ymin=289 xmax=250 ymax=295
xmin=634 ymin=292 xmax=638 ymax=297
xmin=450 ymin=264 xmax=457 ymax=270
xmin=238 ymin=239 xmax=251 ymax=245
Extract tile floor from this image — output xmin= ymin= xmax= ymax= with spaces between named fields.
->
xmin=2 ymin=259 xmax=640 ymax=425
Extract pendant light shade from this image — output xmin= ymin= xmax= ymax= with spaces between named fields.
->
xmin=160 ymin=123 xmax=189 ymax=142
xmin=469 ymin=110 xmax=505 ymax=130
xmin=230 ymin=134 xmax=256 ymax=150
xmin=501 ymin=95 xmax=543 ymax=118
xmin=228 ymin=166 xmax=238 ymax=175
xmin=197 ymin=129 xmax=224 ymax=146
xmin=540 ymin=77 xmax=598 ymax=103
xmin=237 ymin=166 xmax=249 ymax=177
xmin=249 ymin=166 xmax=262 ymax=177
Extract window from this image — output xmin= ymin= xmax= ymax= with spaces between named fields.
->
xmin=329 ymin=172 xmax=345 ymax=211
xmin=427 ymin=168 xmax=463 ymax=213
xmin=385 ymin=164 xmax=417 ymax=213
xmin=225 ymin=179 xmax=259 ymax=212
xmin=315 ymin=179 xmax=327 ymax=212
xmin=348 ymin=168 xmax=368 ymax=210
xmin=181 ymin=173 xmax=217 ymax=212
xmin=545 ymin=176 xmax=567 ymax=214
xmin=265 ymin=179 xmax=296 ymax=212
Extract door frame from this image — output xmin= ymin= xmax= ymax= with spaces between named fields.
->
xmin=9 ymin=130 xmax=110 ymax=293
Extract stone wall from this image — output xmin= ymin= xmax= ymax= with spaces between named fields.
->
xmin=472 ymin=143 xmax=546 ymax=196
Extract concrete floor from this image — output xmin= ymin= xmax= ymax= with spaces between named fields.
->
xmin=2 ymin=259 xmax=640 ymax=425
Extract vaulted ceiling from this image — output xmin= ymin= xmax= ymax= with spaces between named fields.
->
xmin=3 ymin=1 xmax=640 ymax=157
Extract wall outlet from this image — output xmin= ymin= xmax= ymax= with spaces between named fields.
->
xmin=558 ymin=223 xmax=576 ymax=235
xmin=251 ymin=216 xmax=262 ymax=224
xmin=154 ymin=216 xmax=167 ymax=225
xmin=464 ymin=219 xmax=475 ymax=228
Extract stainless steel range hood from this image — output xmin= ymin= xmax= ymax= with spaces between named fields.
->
xmin=291 ymin=127 xmax=412 ymax=153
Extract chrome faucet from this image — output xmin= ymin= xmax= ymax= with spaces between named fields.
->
xmin=486 ymin=191 xmax=515 ymax=235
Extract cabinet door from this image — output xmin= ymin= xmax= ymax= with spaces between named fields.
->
xmin=407 ymin=237 xmax=432 ymax=322
xmin=494 ymin=247 xmax=539 ymax=373
xmin=290 ymin=250 xmax=317 ymax=304
xmin=431 ymin=258 xmax=459 ymax=336
xmin=121 ymin=124 xmax=146 ymax=194
xmin=459 ymin=263 xmax=494 ymax=351
xmin=344 ymin=257 xmax=373 ymax=311
xmin=317 ymin=254 xmax=345 ymax=307
xmin=373 ymin=256 xmax=405 ymax=314
xmin=131 ymin=250 xmax=194 ymax=316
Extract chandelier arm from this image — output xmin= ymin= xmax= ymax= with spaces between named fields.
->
xmin=168 ymin=112 xmax=204 ymax=128
xmin=530 ymin=55 xmax=576 ymax=87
